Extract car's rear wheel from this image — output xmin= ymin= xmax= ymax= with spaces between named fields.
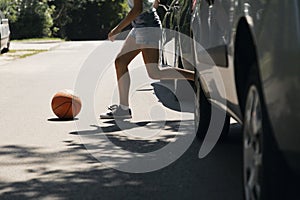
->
xmin=194 ymin=70 xmax=230 ymax=140
xmin=243 ymin=67 xmax=287 ymax=200
xmin=1 ymin=36 xmax=10 ymax=54
xmin=243 ymin=84 xmax=264 ymax=200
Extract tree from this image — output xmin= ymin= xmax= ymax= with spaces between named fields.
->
xmin=0 ymin=0 xmax=55 ymax=39
xmin=0 ymin=0 xmax=129 ymax=40
xmin=51 ymin=0 xmax=129 ymax=40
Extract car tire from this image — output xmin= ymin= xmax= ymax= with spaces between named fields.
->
xmin=243 ymin=66 xmax=287 ymax=200
xmin=194 ymin=70 xmax=230 ymax=141
xmin=1 ymin=37 xmax=10 ymax=54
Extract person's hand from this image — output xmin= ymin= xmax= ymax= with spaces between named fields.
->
xmin=108 ymin=31 xmax=116 ymax=42
xmin=153 ymin=0 xmax=160 ymax=9
xmin=108 ymin=27 xmax=120 ymax=42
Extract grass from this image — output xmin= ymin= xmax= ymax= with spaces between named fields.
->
xmin=18 ymin=49 xmax=48 ymax=59
xmin=0 ymin=37 xmax=63 ymax=60
xmin=1 ymin=49 xmax=48 ymax=60
xmin=11 ymin=37 xmax=64 ymax=43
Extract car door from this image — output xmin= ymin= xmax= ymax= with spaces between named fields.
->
xmin=192 ymin=0 xmax=241 ymax=119
xmin=161 ymin=0 xmax=181 ymax=69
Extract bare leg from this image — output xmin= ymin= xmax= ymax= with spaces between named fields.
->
xmin=115 ymin=36 xmax=141 ymax=106
xmin=141 ymin=48 xmax=194 ymax=81
xmin=115 ymin=40 xmax=194 ymax=107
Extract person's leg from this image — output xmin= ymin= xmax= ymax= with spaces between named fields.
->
xmin=141 ymin=48 xmax=194 ymax=81
xmin=115 ymin=36 xmax=141 ymax=106
xmin=100 ymin=36 xmax=141 ymax=119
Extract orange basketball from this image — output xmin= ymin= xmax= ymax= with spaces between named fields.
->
xmin=51 ymin=90 xmax=82 ymax=119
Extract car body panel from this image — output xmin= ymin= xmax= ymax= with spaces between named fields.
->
xmin=161 ymin=0 xmax=194 ymax=70
xmin=253 ymin=0 xmax=300 ymax=172
xmin=191 ymin=0 xmax=242 ymax=122
xmin=161 ymin=0 xmax=180 ymax=68
xmin=191 ymin=0 xmax=300 ymax=172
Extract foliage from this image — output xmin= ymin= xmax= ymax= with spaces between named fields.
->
xmin=0 ymin=0 xmax=55 ymax=39
xmin=0 ymin=0 xmax=129 ymax=40
xmin=51 ymin=0 xmax=129 ymax=40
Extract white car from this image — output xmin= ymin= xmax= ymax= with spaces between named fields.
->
xmin=191 ymin=0 xmax=300 ymax=199
xmin=0 ymin=10 xmax=10 ymax=53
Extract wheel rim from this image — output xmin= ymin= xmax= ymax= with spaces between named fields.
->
xmin=243 ymin=85 xmax=263 ymax=200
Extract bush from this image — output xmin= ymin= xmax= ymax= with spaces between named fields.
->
xmin=54 ymin=0 xmax=129 ymax=40
xmin=0 ymin=0 xmax=129 ymax=40
xmin=0 ymin=0 xmax=54 ymax=39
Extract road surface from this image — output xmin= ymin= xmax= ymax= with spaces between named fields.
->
xmin=0 ymin=41 xmax=243 ymax=199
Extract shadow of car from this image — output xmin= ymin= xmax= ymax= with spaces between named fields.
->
xmin=0 ymin=10 xmax=10 ymax=53
xmin=191 ymin=0 xmax=300 ymax=199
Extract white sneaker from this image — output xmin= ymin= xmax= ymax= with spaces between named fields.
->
xmin=100 ymin=104 xmax=132 ymax=119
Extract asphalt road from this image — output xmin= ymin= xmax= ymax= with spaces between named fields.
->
xmin=0 ymin=41 xmax=243 ymax=199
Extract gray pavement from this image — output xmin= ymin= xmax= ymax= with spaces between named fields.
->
xmin=0 ymin=41 xmax=243 ymax=199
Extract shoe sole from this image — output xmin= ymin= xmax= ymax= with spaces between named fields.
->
xmin=100 ymin=115 xmax=132 ymax=119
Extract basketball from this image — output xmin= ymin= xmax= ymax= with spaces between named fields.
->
xmin=51 ymin=90 xmax=82 ymax=119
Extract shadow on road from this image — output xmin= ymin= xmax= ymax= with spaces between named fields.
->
xmin=0 ymin=124 xmax=244 ymax=200
xmin=47 ymin=118 xmax=79 ymax=122
xmin=70 ymin=119 xmax=189 ymax=153
xmin=151 ymin=81 xmax=194 ymax=113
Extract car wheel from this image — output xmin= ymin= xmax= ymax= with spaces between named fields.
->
xmin=6 ymin=39 xmax=10 ymax=51
xmin=194 ymin=70 xmax=230 ymax=140
xmin=243 ymin=67 xmax=287 ymax=200
xmin=1 ymin=38 xmax=10 ymax=54
xmin=243 ymin=84 xmax=264 ymax=200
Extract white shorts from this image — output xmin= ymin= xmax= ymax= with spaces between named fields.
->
xmin=129 ymin=10 xmax=162 ymax=47
xmin=129 ymin=27 xmax=162 ymax=47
